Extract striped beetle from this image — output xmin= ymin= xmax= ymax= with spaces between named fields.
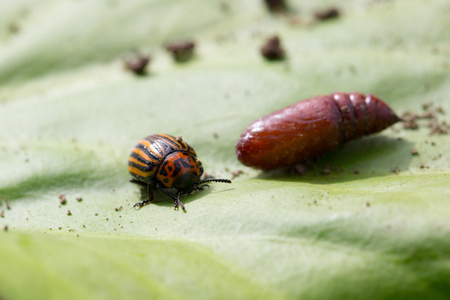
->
xmin=128 ymin=134 xmax=231 ymax=211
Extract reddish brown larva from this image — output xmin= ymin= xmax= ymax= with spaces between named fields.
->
xmin=236 ymin=92 xmax=401 ymax=170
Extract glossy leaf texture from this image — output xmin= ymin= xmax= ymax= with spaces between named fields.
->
xmin=1 ymin=0 xmax=449 ymax=299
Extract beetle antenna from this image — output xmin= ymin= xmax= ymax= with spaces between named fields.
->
xmin=198 ymin=178 xmax=232 ymax=185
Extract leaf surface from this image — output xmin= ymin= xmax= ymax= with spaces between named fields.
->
xmin=1 ymin=0 xmax=449 ymax=299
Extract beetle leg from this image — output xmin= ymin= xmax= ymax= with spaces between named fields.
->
xmin=131 ymin=179 xmax=154 ymax=208
xmin=129 ymin=178 xmax=147 ymax=187
xmin=133 ymin=183 xmax=154 ymax=209
xmin=156 ymin=183 xmax=186 ymax=212
xmin=175 ymin=193 xmax=186 ymax=212
xmin=195 ymin=184 xmax=210 ymax=192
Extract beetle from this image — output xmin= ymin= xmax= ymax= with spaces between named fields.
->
xmin=236 ymin=92 xmax=401 ymax=170
xmin=128 ymin=134 xmax=231 ymax=210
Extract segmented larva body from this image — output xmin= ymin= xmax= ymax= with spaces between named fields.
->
xmin=236 ymin=92 xmax=401 ymax=170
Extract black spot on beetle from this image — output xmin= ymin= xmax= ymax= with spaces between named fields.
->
xmin=159 ymin=161 xmax=169 ymax=176
xmin=172 ymin=158 xmax=195 ymax=177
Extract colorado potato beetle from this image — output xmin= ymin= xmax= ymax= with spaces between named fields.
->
xmin=128 ymin=134 xmax=231 ymax=211
xmin=236 ymin=92 xmax=401 ymax=170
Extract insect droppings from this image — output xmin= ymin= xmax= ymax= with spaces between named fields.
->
xmin=314 ymin=8 xmax=340 ymax=21
xmin=263 ymin=0 xmax=287 ymax=13
xmin=58 ymin=194 xmax=67 ymax=205
xmin=165 ymin=40 xmax=195 ymax=63
xmin=123 ymin=53 xmax=151 ymax=75
xmin=260 ymin=36 xmax=285 ymax=61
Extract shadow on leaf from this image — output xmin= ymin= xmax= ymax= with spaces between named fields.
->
xmin=257 ymin=135 xmax=414 ymax=183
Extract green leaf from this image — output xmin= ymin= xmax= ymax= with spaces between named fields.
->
xmin=1 ymin=0 xmax=449 ymax=299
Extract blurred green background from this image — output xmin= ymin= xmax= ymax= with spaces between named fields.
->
xmin=1 ymin=0 xmax=449 ymax=299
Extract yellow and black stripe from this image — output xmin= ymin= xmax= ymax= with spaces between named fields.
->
xmin=128 ymin=134 xmax=196 ymax=182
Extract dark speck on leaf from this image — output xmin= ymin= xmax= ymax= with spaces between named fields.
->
xmin=165 ymin=40 xmax=195 ymax=63
xmin=231 ymin=170 xmax=244 ymax=179
xmin=263 ymin=0 xmax=287 ymax=13
xmin=58 ymin=194 xmax=67 ymax=205
xmin=401 ymin=103 xmax=449 ymax=135
xmin=314 ymin=8 xmax=340 ymax=21
xmin=124 ymin=53 xmax=151 ymax=75
xmin=260 ymin=35 xmax=285 ymax=61
xmin=391 ymin=167 xmax=400 ymax=174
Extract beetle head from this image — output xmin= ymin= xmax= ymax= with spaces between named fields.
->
xmin=173 ymin=172 xmax=197 ymax=194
